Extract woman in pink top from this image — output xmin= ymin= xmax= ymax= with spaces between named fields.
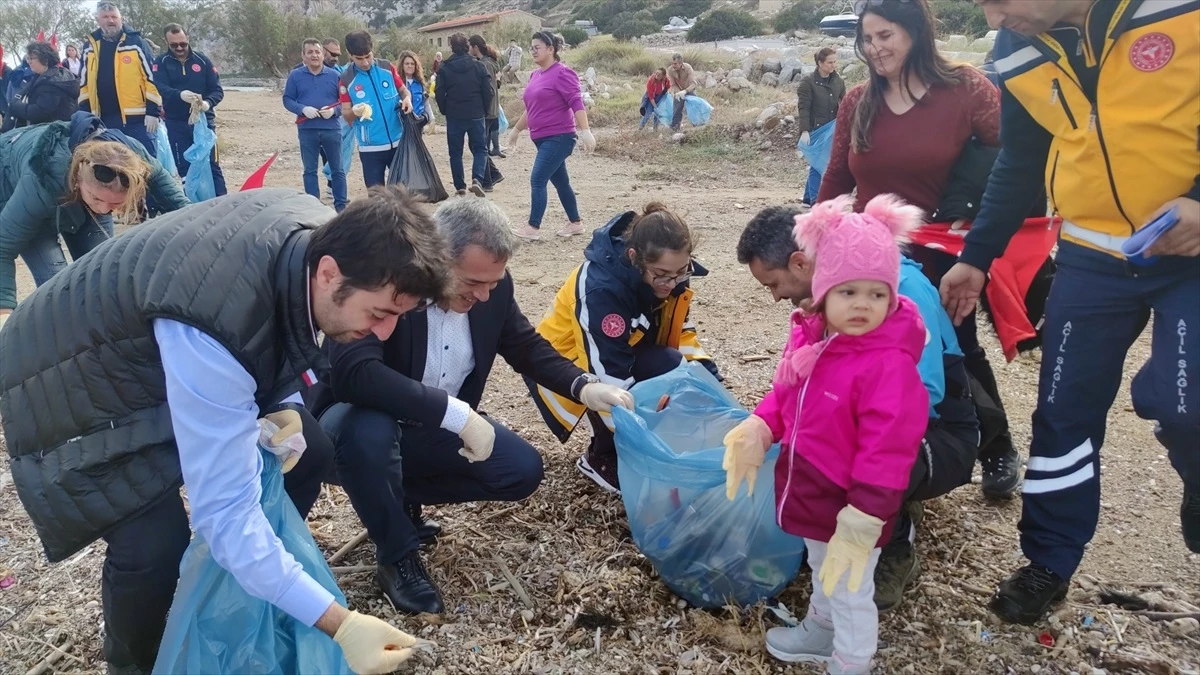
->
xmin=723 ymin=194 xmax=929 ymax=674
xmin=506 ymin=31 xmax=595 ymax=240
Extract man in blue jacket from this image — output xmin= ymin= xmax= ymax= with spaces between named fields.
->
xmin=284 ymin=38 xmax=346 ymax=212
xmin=154 ymin=24 xmax=226 ymax=196
xmin=739 ymin=206 xmax=986 ymax=617
xmin=339 ymin=30 xmax=411 ymax=188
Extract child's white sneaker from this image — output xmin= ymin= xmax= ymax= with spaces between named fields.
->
xmin=765 ymin=618 xmax=834 ymax=664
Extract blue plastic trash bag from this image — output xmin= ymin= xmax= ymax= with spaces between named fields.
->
xmin=797 ymin=120 xmax=835 ymax=175
xmin=183 ymin=122 xmax=217 ymax=202
xmin=498 ymin=106 xmax=509 ymax=135
xmin=613 ymin=362 xmax=807 ymax=608
xmin=684 ymin=95 xmax=713 ymax=127
xmin=655 ymin=94 xmax=674 ymax=126
xmin=324 ymin=116 xmax=356 ymax=183
xmin=155 ymin=123 xmax=176 ymax=177
xmin=153 ymin=450 xmax=353 ymax=675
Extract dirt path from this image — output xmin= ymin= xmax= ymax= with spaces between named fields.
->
xmin=0 ymin=90 xmax=1196 ymax=674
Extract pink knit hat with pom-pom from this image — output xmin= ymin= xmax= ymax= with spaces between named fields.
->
xmin=794 ymin=193 xmax=924 ymax=313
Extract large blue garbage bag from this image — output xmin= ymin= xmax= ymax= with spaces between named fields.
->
xmin=613 ymin=362 xmax=806 ymax=608
xmin=655 ymin=95 xmax=674 ymax=126
xmin=797 ymin=120 xmax=835 ymax=175
xmin=183 ymin=122 xmax=216 ymax=202
xmin=155 ymin=123 xmax=176 ymax=177
xmin=153 ymin=451 xmax=353 ymax=674
xmin=684 ymin=95 xmax=713 ymax=126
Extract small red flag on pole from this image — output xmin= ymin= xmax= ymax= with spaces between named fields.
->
xmin=238 ymin=153 xmax=278 ymax=191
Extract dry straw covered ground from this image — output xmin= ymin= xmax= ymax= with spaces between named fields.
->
xmin=1 ymin=90 xmax=1197 ymax=674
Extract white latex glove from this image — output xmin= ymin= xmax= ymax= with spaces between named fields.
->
xmin=333 ymin=611 xmax=417 ymax=674
xmin=818 ymin=505 xmax=886 ymax=596
xmin=578 ymin=128 xmax=596 ymax=154
xmin=505 ymin=128 xmax=523 ymax=151
xmin=180 ymin=90 xmax=201 ymax=104
xmin=302 ymin=105 xmax=319 ymax=120
xmin=579 ymin=383 xmax=634 ymax=412
xmin=259 ymin=409 xmax=306 ymax=473
xmin=199 ymin=101 xmax=211 ymax=112
xmin=800 ymin=131 xmax=810 ymax=145
xmin=458 ymin=409 xmax=495 ymax=463
xmin=318 ymin=106 xmax=337 ymax=119
xmin=352 ymin=102 xmax=373 ymax=121
xmin=674 ymin=90 xmax=686 ymax=101
xmin=722 ymin=414 xmax=772 ymax=500
xmin=145 ymin=116 xmax=159 ymax=135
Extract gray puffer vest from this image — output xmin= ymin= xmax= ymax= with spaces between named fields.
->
xmin=0 ymin=188 xmax=333 ymax=562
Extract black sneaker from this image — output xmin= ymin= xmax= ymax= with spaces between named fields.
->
xmin=1182 ymin=487 xmax=1200 ymax=553
xmin=406 ymin=502 xmax=442 ymax=545
xmin=468 ymin=180 xmax=486 ymax=197
xmin=980 ymin=444 xmax=1022 ymax=499
xmin=874 ymin=540 xmax=920 ymax=612
xmin=989 ymin=564 xmax=1068 ymax=625
xmin=377 ymin=551 xmax=444 ymax=615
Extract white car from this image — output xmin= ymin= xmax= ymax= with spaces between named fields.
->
xmin=819 ymin=13 xmax=858 ymax=38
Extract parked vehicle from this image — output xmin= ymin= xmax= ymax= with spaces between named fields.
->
xmin=819 ymin=13 xmax=858 ymax=38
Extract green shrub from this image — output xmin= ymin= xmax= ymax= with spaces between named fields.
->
xmin=586 ymin=87 xmax=645 ymax=126
xmin=574 ymin=0 xmax=651 ymax=33
xmin=560 ymin=26 xmax=590 ymax=46
xmin=651 ymin=0 xmax=712 ymax=24
xmin=678 ymin=46 xmax=738 ymax=72
xmin=687 ymin=8 xmax=763 ymax=42
xmin=565 ymin=39 xmax=658 ymax=75
xmin=772 ymin=1 xmax=838 ymax=33
xmin=612 ymin=10 xmax=661 ymax=41
xmin=929 ymin=0 xmax=991 ymax=37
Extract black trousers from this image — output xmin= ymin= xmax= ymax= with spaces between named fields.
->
xmin=320 ymin=403 xmax=544 ymax=564
xmin=486 ymin=117 xmax=500 ymax=155
xmin=101 ymin=407 xmax=333 ymax=672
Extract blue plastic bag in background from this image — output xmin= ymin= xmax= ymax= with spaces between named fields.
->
xmin=324 ymin=117 xmax=356 ymax=184
xmin=155 ymin=123 xmax=177 ymax=177
xmin=613 ymin=363 xmax=806 ymax=608
xmin=153 ymin=451 xmax=353 ymax=675
xmin=183 ymin=122 xmax=217 ymax=202
xmin=684 ymin=95 xmax=713 ymax=127
xmin=498 ymin=106 xmax=509 ymax=135
xmin=797 ymin=120 xmax=835 ymax=175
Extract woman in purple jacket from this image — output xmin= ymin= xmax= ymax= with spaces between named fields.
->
xmin=506 ymin=31 xmax=595 ymax=241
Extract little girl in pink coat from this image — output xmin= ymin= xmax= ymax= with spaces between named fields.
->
xmin=723 ymin=193 xmax=931 ymax=674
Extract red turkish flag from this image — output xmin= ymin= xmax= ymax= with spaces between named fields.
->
xmin=239 ymin=153 xmax=279 ymax=191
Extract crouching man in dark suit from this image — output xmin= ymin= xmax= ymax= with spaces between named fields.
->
xmin=306 ymin=197 xmax=634 ymax=615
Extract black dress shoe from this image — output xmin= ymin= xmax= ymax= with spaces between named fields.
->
xmin=406 ymin=502 xmax=442 ymax=544
xmin=990 ymin=563 xmax=1069 ymax=625
xmin=377 ymin=552 xmax=444 ymax=615
xmin=1182 ymin=487 xmax=1200 ymax=553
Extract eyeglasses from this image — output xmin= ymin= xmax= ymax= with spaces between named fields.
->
xmin=649 ymin=263 xmax=694 ymax=287
xmin=92 ymin=164 xmax=130 ymax=188
xmin=854 ymin=0 xmax=913 ymax=15
xmin=169 ymin=42 xmax=189 ymax=50
xmin=325 ymin=51 xmax=340 ymax=58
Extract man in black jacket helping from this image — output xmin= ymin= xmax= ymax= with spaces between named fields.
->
xmin=309 ymin=197 xmax=633 ymax=615
xmin=434 ymin=32 xmax=493 ymax=196
xmin=154 ymin=23 xmax=226 ymax=195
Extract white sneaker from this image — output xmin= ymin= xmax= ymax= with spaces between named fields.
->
xmin=557 ymin=221 xmax=584 ymax=237
xmin=765 ymin=618 xmax=835 ymax=664
xmin=576 ymin=454 xmax=620 ymax=495
xmin=511 ymin=224 xmax=541 ymax=240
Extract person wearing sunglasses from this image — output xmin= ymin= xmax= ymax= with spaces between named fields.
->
xmin=531 ymin=202 xmax=720 ymax=494
xmin=153 ymin=23 xmax=227 ymax=196
xmin=0 ymin=111 xmax=188 ymax=325
xmin=0 ymin=41 xmax=79 ymax=133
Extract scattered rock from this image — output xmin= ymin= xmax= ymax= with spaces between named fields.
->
xmin=1168 ymin=617 xmax=1199 ymax=636
xmin=727 ymin=76 xmax=753 ymax=92
xmin=671 ymin=132 xmax=685 ymax=143
xmin=584 ymin=67 xmax=596 ymax=85
xmin=944 ymin=34 xmax=971 ymax=50
xmin=755 ymin=105 xmax=781 ymax=129
xmin=704 ymin=75 xmax=718 ymax=89
xmin=760 ymin=72 xmax=779 ymax=87
xmin=520 ymin=609 xmax=536 ymax=622
xmin=759 ymin=140 xmax=772 ymax=150
xmin=599 ymin=92 xmax=611 ymax=100
xmin=728 ymin=68 xmax=745 ymax=79
xmin=971 ymin=36 xmax=996 ymax=52
xmin=762 ymin=58 xmax=782 ymax=74
xmin=784 ymin=115 xmax=795 ymax=123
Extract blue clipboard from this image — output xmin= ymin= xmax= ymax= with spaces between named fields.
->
xmin=1121 ymin=207 xmax=1178 ymax=266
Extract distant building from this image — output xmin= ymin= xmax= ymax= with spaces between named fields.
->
xmin=418 ymin=10 xmax=544 ymax=49
xmin=574 ymin=20 xmax=598 ymax=37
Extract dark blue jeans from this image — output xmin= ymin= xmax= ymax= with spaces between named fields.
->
xmin=20 ymin=217 xmax=112 ymax=288
xmin=166 ymin=118 xmax=227 ymax=197
xmin=1020 ymin=243 xmax=1199 ymax=579
xmin=359 ymin=147 xmax=396 ymax=189
xmin=803 ymin=166 xmax=821 ymax=204
xmin=299 ymin=128 xmax=347 ymax=211
xmin=321 ymin=403 xmax=544 ymax=563
xmin=529 ymin=133 xmax=579 ymax=228
xmin=445 ymin=117 xmax=488 ymax=190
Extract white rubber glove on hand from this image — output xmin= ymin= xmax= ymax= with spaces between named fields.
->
xmin=302 ymin=106 xmax=320 ymax=119
xmin=180 ymin=90 xmax=201 ymax=104
xmin=199 ymin=101 xmax=211 ymax=112
xmin=318 ymin=106 xmax=337 ymax=119
xmin=260 ymin=409 xmax=306 ymax=473
xmin=674 ymin=90 xmax=686 ymax=101
xmin=722 ymin=414 xmax=772 ymax=500
xmin=800 ymin=131 xmax=810 ymax=145
xmin=145 ymin=116 xmax=159 ymax=135
xmin=458 ymin=409 xmax=495 ymax=463
xmin=505 ymin=128 xmax=523 ymax=151
xmin=578 ymin=129 xmax=596 ymax=154
xmin=352 ymin=102 xmax=374 ymax=121
xmin=333 ymin=611 xmax=417 ymax=674
xmin=818 ymin=505 xmax=885 ymax=596
xmin=579 ymin=382 xmax=634 ymax=412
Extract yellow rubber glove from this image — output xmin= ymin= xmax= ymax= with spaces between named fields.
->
xmin=263 ymin=409 xmax=304 ymax=473
xmin=457 ymin=409 xmax=495 ymax=463
xmin=818 ymin=505 xmax=885 ymax=597
xmin=352 ymin=102 xmax=373 ymax=121
xmin=333 ymin=611 xmax=417 ymax=674
xmin=722 ymin=414 xmax=772 ymax=500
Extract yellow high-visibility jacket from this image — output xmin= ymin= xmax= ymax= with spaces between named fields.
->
xmin=79 ymin=27 xmax=162 ymax=121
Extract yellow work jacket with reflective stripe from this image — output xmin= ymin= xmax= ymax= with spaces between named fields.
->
xmin=80 ymin=28 xmax=162 ymax=121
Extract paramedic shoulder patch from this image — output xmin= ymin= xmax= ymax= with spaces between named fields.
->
xmin=601 ymin=313 xmax=626 ymax=338
xmin=1129 ymin=33 xmax=1174 ymax=72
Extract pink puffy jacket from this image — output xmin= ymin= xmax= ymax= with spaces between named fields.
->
xmin=754 ymin=297 xmax=930 ymax=546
